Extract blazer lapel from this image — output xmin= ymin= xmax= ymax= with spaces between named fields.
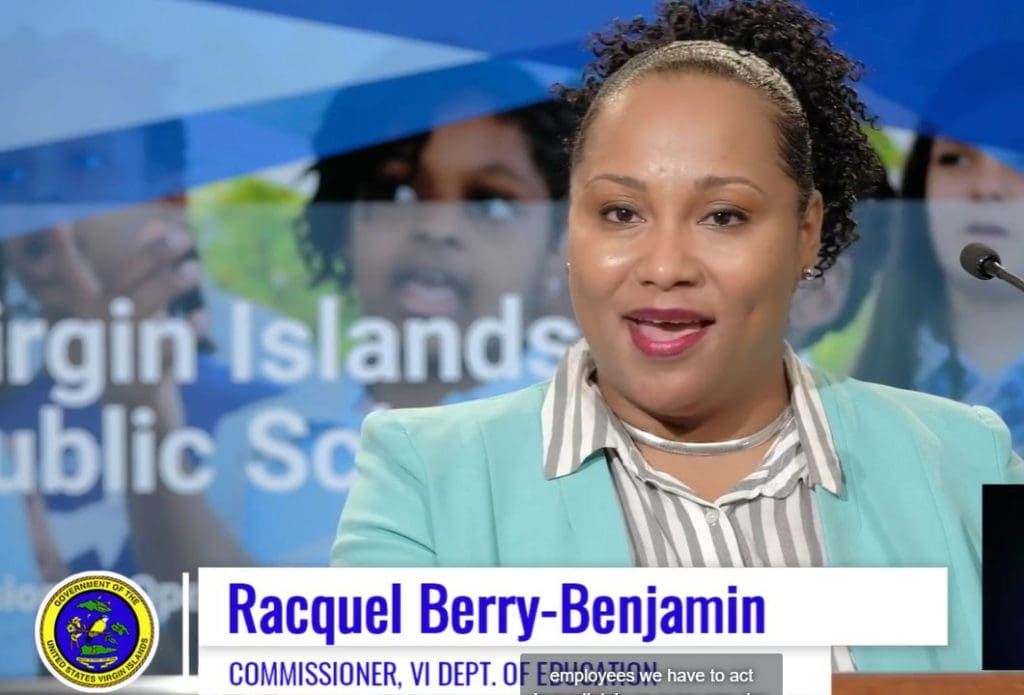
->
xmin=475 ymin=384 xmax=633 ymax=567
xmin=555 ymin=450 xmax=634 ymax=567
xmin=814 ymin=372 xmax=956 ymax=671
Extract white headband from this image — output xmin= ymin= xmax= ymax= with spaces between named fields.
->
xmin=629 ymin=39 xmax=805 ymax=117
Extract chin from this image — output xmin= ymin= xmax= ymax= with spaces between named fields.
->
xmin=622 ymin=373 xmax=708 ymax=419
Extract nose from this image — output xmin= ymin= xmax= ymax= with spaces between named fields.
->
xmin=970 ymin=154 xmax=1013 ymax=202
xmin=632 ymin=222 xmax=705 ymax=290
xmin=411 ymin=201 xmax=470 ymax=250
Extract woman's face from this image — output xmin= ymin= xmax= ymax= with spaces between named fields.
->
xmin=924 ymin=137 xmax=1024 ymax=287
xmin=348 ymin=115 xmax=555 ymax=329
xmin=567 ymin=73 xmax=821 ymax=420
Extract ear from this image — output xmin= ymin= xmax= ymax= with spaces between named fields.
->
xmin=789 ymin=254 xmax=852 ymax=331
xmin=798 ymin=189 xmax=824 ymax=275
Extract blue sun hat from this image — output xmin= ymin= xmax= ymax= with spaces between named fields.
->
xmin=980 ymin=144 xmax=1024 ymax=176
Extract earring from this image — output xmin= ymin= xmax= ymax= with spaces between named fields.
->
xmin=565 ymin=261 xmax=571 ymax=272
xmin=801 ymin=267 xmax=816 ymax=280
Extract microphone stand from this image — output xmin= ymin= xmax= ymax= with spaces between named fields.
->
xmin=986 ymin=261 xmax=1024 ymax=294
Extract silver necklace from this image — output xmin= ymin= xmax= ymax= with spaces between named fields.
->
xmin=621 ymin=407 xmax=793 ymax=456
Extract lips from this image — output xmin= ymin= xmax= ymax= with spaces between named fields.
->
xmin=393 ymin=267 xmax=469 ymax=316
xmin=966 ymin=223 xmax=1010 ymax=239
xmin=624 ymin=308 xmax=715 ymax=358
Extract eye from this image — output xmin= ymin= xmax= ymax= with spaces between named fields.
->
xmin=361 ymin=179 xmax=413 ymax=201
xmin=601 ymin=205 xmax=642 ymax=224
xmin=465 ymin=186 xmax=521 ymax=222
xmin=703 ymin=208 xmax=748 ymax=227
xmin=394 ymin=183 xmax=417 ymax=203
xmin=936 ymin=151 xmax=972 ymax=168
xmin=0 ymin=165 xmax=27 ymax=186
xmin=73 ymin=151 xmax=108 ymax=172
xmin=468 ymin=197 xmax=518 ymax=221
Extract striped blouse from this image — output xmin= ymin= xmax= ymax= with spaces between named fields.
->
xmin=540 ymin=340 xmax=855 ymax=672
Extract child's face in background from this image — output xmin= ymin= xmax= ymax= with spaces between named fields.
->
xmin=347 ymin=115 xmax=557 ymax=330
xmin=0 ymin=134 xmax=192 ymax=318
xmin=5 ymin=202 xmax=185 ymax=279
xmin=925 ymin=137 xmax=1024 ymax=292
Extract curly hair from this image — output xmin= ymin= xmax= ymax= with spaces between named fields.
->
xmin=557 ymin=0 xmax=885 ymax=275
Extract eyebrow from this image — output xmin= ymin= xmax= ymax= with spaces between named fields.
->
xmin=473 ymin=162 xmax=532 ymax=185
xmin=584 ymin=173 xmax=765 ymax=195
xmin=697 ymin=175 xmax=765 ymax=195
xmin=584 ymin=173 xmax=646 ymax=190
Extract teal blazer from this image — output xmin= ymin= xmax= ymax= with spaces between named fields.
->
xmin=333 ymin=372 xmax=1023 ymax=672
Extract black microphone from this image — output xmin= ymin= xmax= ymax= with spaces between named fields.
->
xmin=959 ymin=242 xmax=1024 ymax=294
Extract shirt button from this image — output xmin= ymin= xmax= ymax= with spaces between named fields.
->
xmin=705 ymin=509 xmax=720 ymax=525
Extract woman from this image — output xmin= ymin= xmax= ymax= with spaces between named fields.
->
xmin=333 ymin=0 xmax=1022 ymax=672
xmin=856 ymin=134 xmax=1024 ymax=454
